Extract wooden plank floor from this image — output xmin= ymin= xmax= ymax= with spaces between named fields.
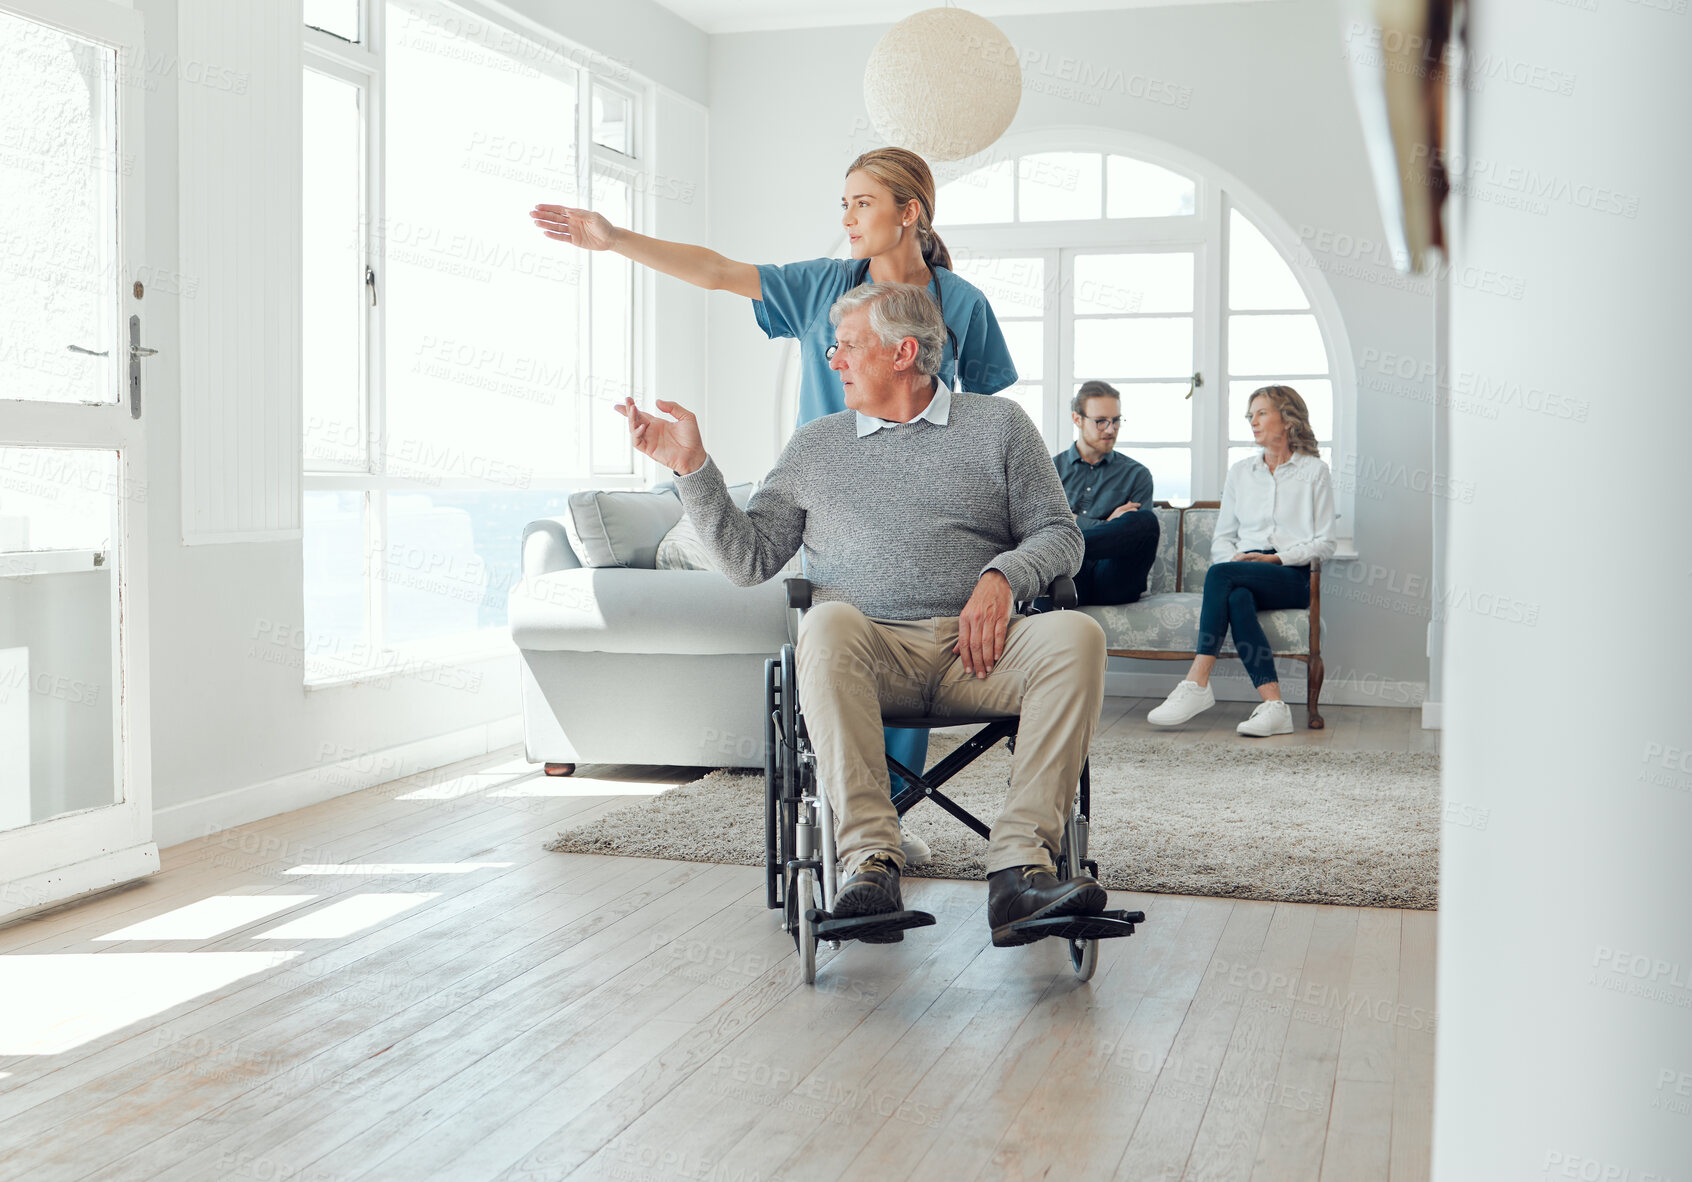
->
xmin=0 ymin=699 xmax=1438 ymax=1182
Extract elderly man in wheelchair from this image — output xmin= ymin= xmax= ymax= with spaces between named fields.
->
xmin=615 ymin=281 xmax=1141 ymax=981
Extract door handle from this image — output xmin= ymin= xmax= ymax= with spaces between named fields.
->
xmin=128 ymin=314 xmax=155 ymax=419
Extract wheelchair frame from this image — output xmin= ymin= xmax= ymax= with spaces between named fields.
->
xmin=763 ymin=577 xmax=1143 ymax=985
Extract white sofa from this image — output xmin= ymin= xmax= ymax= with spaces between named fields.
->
xmin=509 ymin=483 xmax=788 ymax=771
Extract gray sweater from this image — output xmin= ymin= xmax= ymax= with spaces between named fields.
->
xmin=675 ymin=393 xmax=1084 ymax=621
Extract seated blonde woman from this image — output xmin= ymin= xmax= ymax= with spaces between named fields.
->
xmin=1147 ymin=385 xmax=1336 ymax=736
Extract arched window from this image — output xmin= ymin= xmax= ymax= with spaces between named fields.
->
xmin=778 ymin=130 xmax=1356 ymax=547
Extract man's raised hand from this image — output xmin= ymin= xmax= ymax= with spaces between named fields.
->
xmin=615 ymin=397 xmax=707 ymax=476
xmin=530 ymin=204 xmax=616 ymax=251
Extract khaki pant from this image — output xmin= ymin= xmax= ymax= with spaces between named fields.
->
xmin=795 ymin=602 xmax=1107 ymax=878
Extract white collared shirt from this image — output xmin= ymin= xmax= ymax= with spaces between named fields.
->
xmin=855 ymin=385 xmax=952 ymax=437
xmin=1211 ymin=450 xmax=1337 ymax=568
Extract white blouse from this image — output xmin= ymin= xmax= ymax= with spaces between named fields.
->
xmin=1211 ymin=451 xmax=1337 ymax=568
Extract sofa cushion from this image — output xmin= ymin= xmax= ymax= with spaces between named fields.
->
xmin=655 ymin=484 xmax=757 ymax=571
xmin=1181 ymin=509 xmax=1218 ymax=590
xmin=1081 ymin=591 xmax=1311 ymax=656
xmin=655 ymin=515 xmax=713 ymax=571
xmin=509 ymin=567 xmax=789 ymax=654
xmin=1147 ymin=507 xmax=1181 ymax=595
xmin=561 ymin=489 xmax=684 ymax=569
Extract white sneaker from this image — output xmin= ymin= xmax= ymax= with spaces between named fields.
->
xmin=1147 ymin=680 xmax=1215 ymax=726
xmin=900 ymin=830 xmax=933 ymax=868
xmin=1237 ymin=700 xmax=1294 ymax=737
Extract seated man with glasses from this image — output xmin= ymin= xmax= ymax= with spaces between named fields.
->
xmin=614 ymin=282 xmax=1111 ymax=947
xmin=1050 ymin=380 xmax=1161 ymax=607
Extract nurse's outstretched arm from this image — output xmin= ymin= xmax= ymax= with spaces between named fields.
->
xmin=530 ymin=204 xmax=762 ymax=300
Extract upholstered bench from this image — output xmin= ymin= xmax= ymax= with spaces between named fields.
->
xmin=1077 ymin=502 xmax=1326 ymax=728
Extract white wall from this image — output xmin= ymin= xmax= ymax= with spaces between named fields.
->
xmin=1434 ymin=1 xmax=1692 ymax=1175
xmin=703 ymin=0 xmax=1439 ymax=700
xmin=133 ymin=0 xmax=709 ymax=838
xmin=500 ymin=0 xmax=708 ymax=105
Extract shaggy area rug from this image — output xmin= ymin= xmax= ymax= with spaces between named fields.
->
xmin=545 ymin=733 xmax=1440 ymax=909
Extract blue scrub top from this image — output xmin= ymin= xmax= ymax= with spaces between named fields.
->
xmin=752 ymin=257 xmax=1019 ymax=426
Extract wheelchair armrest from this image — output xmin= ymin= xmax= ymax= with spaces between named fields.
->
xmin=785 ymin=577 xmax=813 ymax=611
xmin=1048 ymin=575 xmax=1078 ymax=611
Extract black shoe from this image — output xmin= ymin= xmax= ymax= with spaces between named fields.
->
xmin=987 ymin=865 xmax=1108 ymax=948
xmin=832 ymin=853 xmax=905 ymax=942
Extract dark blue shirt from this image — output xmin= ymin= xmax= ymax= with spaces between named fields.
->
xmin=1052 ymin=445 xmax=1155 ymax=529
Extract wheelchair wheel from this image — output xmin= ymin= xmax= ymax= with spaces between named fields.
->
xmin=784 ymin=855 xmax=823 ymax=938
xmin=795 ymin=867 xmax=818 ymax=984
xmin=1059 ymin=810 xmax=1099 ymax=982
xmin=764 ymin=658 xmax=781 ymax=911
xmin=1068 ymin=935 xmax=1099 ymax=981
xmin=775 ymin=645 xmax=801 ymax=924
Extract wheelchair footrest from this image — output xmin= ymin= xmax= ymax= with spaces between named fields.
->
xmin=1004 ymin=909 xmax=1143 ymax=943
xmin=808 ymin=909 xmax=936 ymax=945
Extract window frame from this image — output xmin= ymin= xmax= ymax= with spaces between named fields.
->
xmin=911 ymin=129 xmax=1357 ymax=551
xmin=301 ymin=0 xmax=653 ymax=683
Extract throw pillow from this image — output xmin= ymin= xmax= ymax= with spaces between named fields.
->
xmin=655 ymin=514 xmax=715 ymax=571
xmin=561 ymin=489 xmax=683 ymax=568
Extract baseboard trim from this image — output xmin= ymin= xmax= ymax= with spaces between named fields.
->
xmin=153 ymin=715 xmax=526 ymax=851
xmin=0 ymin=842 xmax=160 ymax=928
xmin=1421 ymin=702 xmax=1443 ymax=730
xmin=1105 ymin=670 xmax=1427 ymax=709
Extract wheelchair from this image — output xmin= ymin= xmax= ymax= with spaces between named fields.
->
xmin=763 ymin=575 xmax=1144 ymax=985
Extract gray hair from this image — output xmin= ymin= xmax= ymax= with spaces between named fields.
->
xmin=828 ymin=282 xmax=945 ymax=378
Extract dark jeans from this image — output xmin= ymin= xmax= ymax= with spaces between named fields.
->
xmin=1196 ymin=559 xmax=1311 ymax=687
xmin=1076 ymin=511 xmax=1161 ymax=606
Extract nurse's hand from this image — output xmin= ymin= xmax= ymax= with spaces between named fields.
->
xmin=616 ymin=397 xmax=707 ymax=477
xmin=530 ymin=204 xmax=616 ymax=251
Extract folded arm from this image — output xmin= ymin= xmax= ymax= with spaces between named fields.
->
xmin=986 ymin=413 xmax=1086 ymax=600
xmin=1272 ymin=463 xmax=1337 ymax=568
xmin=1127 ymin=463 xmax=1156 ymax=514
xmin=1211 ymin=466 xmax=1243 ymax=564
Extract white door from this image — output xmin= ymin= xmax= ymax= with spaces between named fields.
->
xmin=0 ymin=0 xmax=156 ymax=920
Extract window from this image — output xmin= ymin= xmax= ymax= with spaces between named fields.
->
xmin=301 ymin=1 xmax=644 ymax=681
xmin=305 ymin=0 xmax=361 ymax=42
xmin=1225 ymin=209 xmax=1333 ymax=473
xmin=921 ymin=136 xmax=1352 ymax=539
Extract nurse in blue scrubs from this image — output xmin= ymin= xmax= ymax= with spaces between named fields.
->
xmin=530 ymin=147 xmax=1020 ymax=852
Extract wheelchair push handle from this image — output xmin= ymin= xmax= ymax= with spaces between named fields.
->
xmin=784 ymin=574 xmax=1077 ymax=613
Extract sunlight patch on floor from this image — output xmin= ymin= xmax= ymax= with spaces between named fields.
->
xmin=392 ymin=772 xmax=537 ymax=801
xmin=253 ymin=894 xmax=439 ymax=939
xmin=281 ymin=863 xmax=514 ymax=875
xmin=95 ymin=895 xmax=319 ymax=941
xmin=491 ymin=777 xmax=671 ymax=798
xmin=0 ymin=952 xmax=300 ymax=1055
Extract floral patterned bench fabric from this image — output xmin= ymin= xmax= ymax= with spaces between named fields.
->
xmin=1080 ymin=593 xmax=1310 ymax=656
xmin=1079 ymin=507 xmax=1312 ymax=657
xmin=1146 ymin=507 xmax=1181 ymax=595
xmin=1181 ymin=508 xmax=1219 ymax=590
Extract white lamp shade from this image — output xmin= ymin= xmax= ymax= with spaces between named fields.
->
xmin=863 ymin=7 xmax=1022 ymax=163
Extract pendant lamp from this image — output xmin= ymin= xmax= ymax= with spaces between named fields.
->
xmin=863 ymin=7 xmax=1022 ymax=162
